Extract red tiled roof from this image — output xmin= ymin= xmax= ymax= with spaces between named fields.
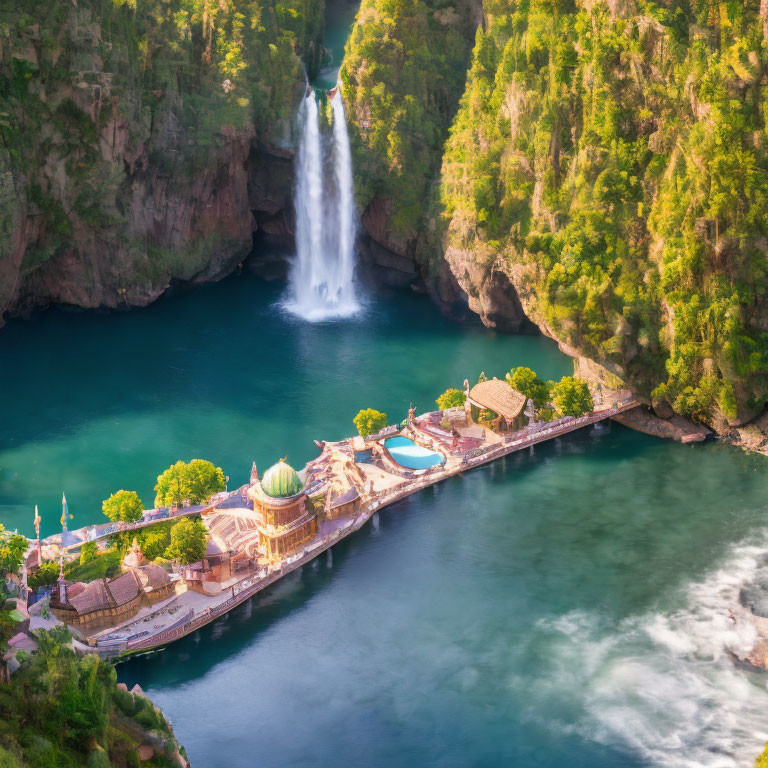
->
xmin=67 ymin=582 xmax=87 ymax=599
xmin=69 ymin=579 xmax=114 ymax=614
xmin=107 ymin=571 xmax=141 ymax=606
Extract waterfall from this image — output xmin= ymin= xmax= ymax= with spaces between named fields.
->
xmin=286 ymin=90 xmax=360 ymax=322
xmin=331 ymin=92 xmax=356 ymax=312
xmin=292 ymin=91 xmax=325 ymax=313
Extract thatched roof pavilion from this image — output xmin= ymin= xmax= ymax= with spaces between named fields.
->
xmin=468 ymin=378 xmax=527 ymax=421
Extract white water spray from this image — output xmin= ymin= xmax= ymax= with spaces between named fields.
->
xmin=528 ymin=535 xmax=768 ymax=767
xmin=286 ymin=90 xmax=360 ymax=321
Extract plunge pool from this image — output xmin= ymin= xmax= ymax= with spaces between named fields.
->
xmin=384 ymin=436 xmax=445 ymax=470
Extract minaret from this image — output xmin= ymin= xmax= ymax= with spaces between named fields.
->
xmin=250 ymin=462 xmax=259 ymax=484
xmin=33 ymin=504 xmax=42 ymax=562
xmin=61 ymin=493 xmax=69 ymax=533
xmin=56 ymin=496 xmax=69 ymax=605
xmin=408 ymin=403 xmax=416 ymax=423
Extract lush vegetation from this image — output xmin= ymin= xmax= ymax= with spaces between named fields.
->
xmin=340 ymin=0 xmax=474 ymax=241
xmin=0 ymin=629 xmax=185 ymax=767
xmin=506 ymin=366 xmax=549 ymax=409
xmin=102 ymin=490 xmax=144 ymax=524
xmin=27 ymin=562 xmax=60 ymax=592
xmin=434 ymin=0 xmax=768 ymax=427
xmin=164 ymin=518 xmax=208 ymax=565
xmin=757 ymin=742 xmax=768 ymax=768
xmin=64 ymin=549 xmax=123 ymax=584
xmin=550 ymin=376 xmax=593 ymax=418
xmin=0 ymin=525 xmax=28 ymax=655
xmin=79 ymin=541 xmax=98 ymax=565
xmin=436 ymin=388 xmax=467 ymax=410
xmin=353 ymin=408 xmax=389 ymax=437
xmin=0 ymin=524 xmax=26 ymax=576
xmin=0 ymin=0 xmax=324 ymax=290
xmin=154 ymin=459 xmax=226 ymax=507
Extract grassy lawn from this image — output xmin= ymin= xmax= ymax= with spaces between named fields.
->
xmin=64 ymin=549 xmax=122 ymax=582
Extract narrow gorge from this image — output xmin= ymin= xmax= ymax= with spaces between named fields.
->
xmin=4 ymin=2 xmax=768 ymax=767
xmin=2 ymin=0 xmax=768 ymax=437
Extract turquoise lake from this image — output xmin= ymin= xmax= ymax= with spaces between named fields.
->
xmin=2 ymin=275 xmax=768 ymax=766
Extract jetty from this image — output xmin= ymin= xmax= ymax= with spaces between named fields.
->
xmin=27 ymin=390 xmax=640 ymax=659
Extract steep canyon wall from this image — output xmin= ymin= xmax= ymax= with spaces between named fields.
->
xmin=340 ymin=0 xmax=768 ymax=431
xmin=3 ymin=0 xmax=768 ymax=435
xmin=0 ymin=0 xmax=319 ymax=323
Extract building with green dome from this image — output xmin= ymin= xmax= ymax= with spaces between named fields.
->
xmin=260 ymin=459 xmax=305 ymax=498
xmin=247 ymin=459 xmax=317 ymax=561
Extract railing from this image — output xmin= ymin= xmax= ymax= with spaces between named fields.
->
xmin=97 ymin=399 xmax=641 ymax=658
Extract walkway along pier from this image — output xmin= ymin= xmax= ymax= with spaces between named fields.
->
xmin=34 ymin=396 xmax=641 ymax=658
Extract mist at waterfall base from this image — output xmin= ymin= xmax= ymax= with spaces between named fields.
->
xmin=284 ymin=90 xmax=361 ymax=322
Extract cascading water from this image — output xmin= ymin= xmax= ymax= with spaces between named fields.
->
xmin=285 ymin=90 xmax=360 ymax=321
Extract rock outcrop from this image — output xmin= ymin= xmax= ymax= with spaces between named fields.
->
xmin=0 ymin=0 xmax=319 ymax=327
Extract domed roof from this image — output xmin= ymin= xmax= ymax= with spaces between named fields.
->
xmin=261 ymin=459 xmax=304 ymax=498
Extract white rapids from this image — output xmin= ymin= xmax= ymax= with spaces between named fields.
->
xmin=526 ymin=535 xmax=768 ymax=767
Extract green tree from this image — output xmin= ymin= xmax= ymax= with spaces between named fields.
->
xmin=28 ymin=561 xmax=59 ymax=590
xmin=550 ymin=377 xmax=594 ymax=417
xmin=139 ymin=527 xmax=172 ymax=561
xmin=155 ymin=459 xmax=226 ymax=508
xmin=0 ymin=524 xmax=27 ymax=576
xmin=353 ymin=408 xmax=388 ymax=437
xmin=436 ymin=388 xmax=466 ymax=410
xmin=506 ymin=367 xmax=550 ymax=409
xmin=79 ymin=541 xmax=98 ymax=565
xmin=164 ymin=518 xmax=208 ymax=565
xmin=102 ymin=490 xmax=144 ymax=523
xmin=185 ymin=459 xmax=226 ymax=504
xmin=154 ymin=461 xmax=192 ymax=508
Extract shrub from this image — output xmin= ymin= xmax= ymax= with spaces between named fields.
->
xmin=80 ymin=542 xmax=98 ymax=565
xmin=155 ymin=459 xmax=225 ymax=508
xmin=164 ymin=518 xmax=207 ymax=565
xmin=353 ymin=408 xmax=388 ymax=437
xmin=28 ymin=562 xmax=59 ymax=590
xmin=506 ymin=367 xmax=550 ymax=409
xmin=436 ymin=388 xmax=466 ymax=410
xmin=102 ymin=491 xmax=144 ymax=524
xmin=550 ymin=377 xmax=594 ymax=417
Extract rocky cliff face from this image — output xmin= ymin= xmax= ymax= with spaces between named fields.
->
xmin=0 ymin=0 xmax=320 ymax=325
xmin=341 ymin=0 xmax=768 ymax=431
xmin=5 ymin=0 xmax=768 ymax=435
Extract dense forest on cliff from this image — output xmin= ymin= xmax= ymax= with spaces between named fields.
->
xmin=0 ymin=0 xmax=322 ymax=319
xmin=339 ymin=0 xmax=474 ymax=239
xmin=0 ymin=628 xmax=184 ymax=767
xmin=339 ymin=0 xmax=768 ymax=428
xmin=436 ymin=0 xmax=768 ymax=426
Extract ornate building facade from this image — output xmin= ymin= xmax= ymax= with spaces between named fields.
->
xmin=247 ymin=460 xmax=317 ymax=561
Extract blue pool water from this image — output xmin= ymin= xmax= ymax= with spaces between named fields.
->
xmin=384 ymin=436 xmax=445 ymax=469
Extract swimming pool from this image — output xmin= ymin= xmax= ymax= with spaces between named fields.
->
xmin=384 ymin=436 xmax=445 ymax=470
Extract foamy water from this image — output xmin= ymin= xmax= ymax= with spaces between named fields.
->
xmin=530 ymin=537 xmax=768 ymax=767
xmin=285 ymin=90 xmax=361 ymax=322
